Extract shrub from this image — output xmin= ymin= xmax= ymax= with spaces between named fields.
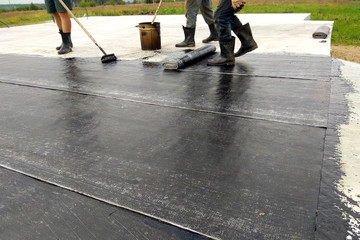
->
xmin=29 ymin=3 xmax=42 ymax=10
xmin=79 ymin=0 xmax=97 ymax=7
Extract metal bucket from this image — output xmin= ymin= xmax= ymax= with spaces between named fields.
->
xmin=138 ymin=22 xmax=161 ymax=50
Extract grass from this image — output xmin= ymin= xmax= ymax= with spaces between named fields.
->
xmin=241 ymin=2 xmax=360 ymax=45
xmin=0 ymin=10 xmax=51 ymax=27
xmin=0 ymin=0 xmax=359 ymax=46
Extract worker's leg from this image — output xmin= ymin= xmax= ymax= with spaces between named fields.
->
xmin=200 ymin=0 xmax=218 ymax=43
xmin=57 ymin=11 xmax=72 ymax=54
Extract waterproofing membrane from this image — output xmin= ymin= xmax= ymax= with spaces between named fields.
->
xmin=0 ymin=168 xmax=211 ymax=240
xmin=0 ymin=53 xmax=330 ymax=127
xmin=312 ymin=26 xmax=331 ymax=39
xmin=184 ymin=53 xmax=332 ymax=82
xmin=0 ymin=53 xmax=330 ymax=239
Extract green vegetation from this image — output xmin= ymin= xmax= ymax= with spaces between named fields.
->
xmin=0 ymin=2 xmax=45 ymax=11
xmin=0 ymin=11 xmax=50 ymax=27
xmin=18 ymin=3 xmax=44 ymax=11
xmin=242 ymin=3 xmax=360 ymax=45
xmin=79 ymin=0 xmax=97 ymax=7
xmin=0 ymin=1 xmax=359 ymax=46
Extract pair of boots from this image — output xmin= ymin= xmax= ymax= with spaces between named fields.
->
xmin=207 ymin=23 xmax=258 ymax=66
xmin=175 ymin=23 xmax=218 ymax=47
xmin=57 ymin=30 xmax=73 ymax=55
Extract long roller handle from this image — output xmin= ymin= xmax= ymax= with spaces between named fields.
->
xmin=151 ymin=0 xmax=163 ymax=25
xmin=57 ymin=0 xmax=107 ymax=55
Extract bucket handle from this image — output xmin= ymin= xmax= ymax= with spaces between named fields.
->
xmin=135 ymin=25 xmax=145 ymax=29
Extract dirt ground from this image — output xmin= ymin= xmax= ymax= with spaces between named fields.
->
xmin=331 ymin=45 xmax=360 ymax=64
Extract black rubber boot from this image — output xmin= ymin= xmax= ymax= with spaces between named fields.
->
xmin=202 ymin=23 xmax=218 ymax=43
xmin=234 ymin=23 xmax=258 ymax=57
xmin=207 ymin=36 xmax=235 ymax=66
xmin=175 ymin=26 xmax=195 ymax=47
xmin=56 ymin=30 xmax=73 ymax=50
xmin=57 ymin=32 xmax=72 ymax=55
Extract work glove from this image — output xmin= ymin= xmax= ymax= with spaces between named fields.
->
xmin=232 ymin=0 xmax=246 ymax=12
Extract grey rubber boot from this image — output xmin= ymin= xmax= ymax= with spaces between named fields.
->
xmin=202 ymin=23 xmax=218 ymax=43
xmin=175 ymin=26 xmax=195 ymax=47
xmin=57 ymin=32 xmax=72 ymax=55
xmin=207 ymin=36 xmax=235 ymax=66
xmin=234 ymin=23 xmax=258 ymax=57
xmin=56 ymin=30 xmax=73 ymax=50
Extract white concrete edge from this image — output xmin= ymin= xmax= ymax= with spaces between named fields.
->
xmin=335 ymin=59 xmax=360 ymax=239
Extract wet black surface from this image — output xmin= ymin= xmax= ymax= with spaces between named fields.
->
xmin=0 ymin=54 xmax=330 ymax=127
xmin=185 ymin=53 xmax=332 ymax=82
xmin=0 ymin=168 xmax=212 ymax=240
xmin=0 ymin=82 xmax=325 ymax=239
xmin=315 ymin=59 xmax=356 ymax=240
xmin=0 ymin=53 xmax=344 ymax=239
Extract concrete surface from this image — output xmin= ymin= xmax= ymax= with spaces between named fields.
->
xmin=336 ymin=60 xmax=360 ymax=238
xmin=0 ymin=13 xmax=333 ymax=59
xmin=0 ymin=13 xmax=359 ymax=239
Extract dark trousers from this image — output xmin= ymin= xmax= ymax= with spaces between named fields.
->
xmin=214 ymin=0 xmax=243 ymax=40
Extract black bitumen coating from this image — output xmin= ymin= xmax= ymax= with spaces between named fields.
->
xmin=315 ymin=59 xmax=358 ymax=240
xmin=0 ymin=168 xmax=212 ymax=240
xmin=0 ymin=54 xmax=331 ymax=127
xmin=0 ymin=53 xmax=350 ymax=239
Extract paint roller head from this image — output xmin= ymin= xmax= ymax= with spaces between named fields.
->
xmin=101 ymin=53 xmax=117 ymax=63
